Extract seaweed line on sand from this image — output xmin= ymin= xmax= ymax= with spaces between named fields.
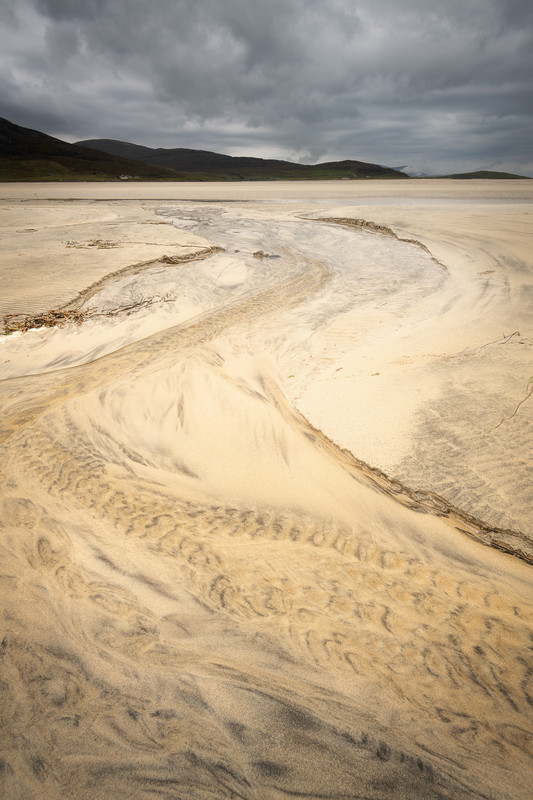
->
xmin=291 ymin=403 xmax=533 ymax=565
xmin=1 ymin=245 xmax=224 ymax=333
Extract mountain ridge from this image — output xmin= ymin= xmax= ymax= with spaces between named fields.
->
xmin=0 ymin=117 xmax=182 ymax=181
xmin=0 ymin=117 xmax=529 ymax=181
xmin=0 ymin=117 xmax=406 ymax=181
xmin=75 ymin=138 xmax=407 ymax=180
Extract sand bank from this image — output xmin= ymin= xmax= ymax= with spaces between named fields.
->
xmin=0 ymin=181 xmax=532 ymax=800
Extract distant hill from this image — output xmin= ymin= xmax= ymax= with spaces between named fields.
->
xmin=0 ymin=117 xmax=182 ymax=181
xmin=75 ymin=138 xmax=408 ymax=181
xmin=14 ymin=116 xmax=529 ymax=182
xmin=442 ymin=170 xmax=531 ymax=180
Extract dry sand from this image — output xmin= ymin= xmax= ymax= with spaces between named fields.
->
xmin=0 ymin=180 xmax=532 ymax=799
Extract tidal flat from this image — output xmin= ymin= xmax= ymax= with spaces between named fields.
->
xmin=1 ymin=180 xmax=532 ymax=799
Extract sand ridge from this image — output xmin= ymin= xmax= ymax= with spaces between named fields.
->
xmin=0 ymin=181 xmax=532 ymax=800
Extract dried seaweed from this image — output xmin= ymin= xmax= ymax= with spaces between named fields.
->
xmin=160 ymin=245 xmax=223 ymax=264
xmin=2 ymin=294 xmax=174 ymax=334
xmin=3 ymin=308 xmax=95 ymax=333
xmin=65 ymin=239 xmax=119 ymax=249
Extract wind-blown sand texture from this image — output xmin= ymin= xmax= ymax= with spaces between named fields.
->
xmin=0 ymin=180 xmax=532 ymax=799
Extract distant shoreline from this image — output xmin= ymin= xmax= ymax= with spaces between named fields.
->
xmin=0 ymin=170 xmax=531 ymax=183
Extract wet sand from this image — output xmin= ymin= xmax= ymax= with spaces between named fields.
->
xmin=0 ymin=180 xmax=532 ymax=799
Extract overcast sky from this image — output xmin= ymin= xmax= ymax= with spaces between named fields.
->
xmin=1 ymin=0 xmax=532 ymax=175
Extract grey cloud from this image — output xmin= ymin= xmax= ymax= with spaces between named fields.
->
xmin=0 ymin=0 xmax=532 ymax=175
xmin=44 ymin=21 xmax=81 ymax=62
xmin=35 ymin=0 xmax=108 ymax=20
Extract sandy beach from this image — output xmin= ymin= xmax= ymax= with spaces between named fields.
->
xmin=1 ymin=180 xmax=532 ymax=799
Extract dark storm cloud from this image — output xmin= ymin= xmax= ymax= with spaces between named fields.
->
xmin=1 ymin=0 xmax=532 ymax=175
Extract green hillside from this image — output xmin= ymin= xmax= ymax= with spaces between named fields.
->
xmin=0 ymin=118 xmax=183 ymax=181
xmin=443 ymin=170 xmax=531 ymax=180
xmin=75 ymin=139 xmax=408 ymax=181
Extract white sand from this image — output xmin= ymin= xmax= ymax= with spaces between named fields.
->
xmin=0 ymin=180 xmax=532 ymax=800
xmin=0 ymin=198 xmax=211 ymax=316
